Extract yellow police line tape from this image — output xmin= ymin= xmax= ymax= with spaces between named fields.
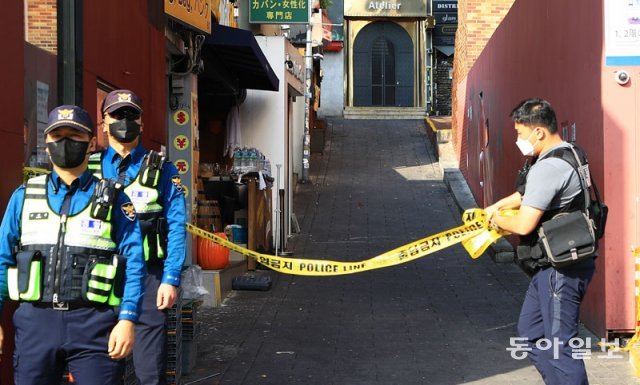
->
xmin=628 ymin=249 xmax=640 ymax=374
xmin=186 ymin=208 xmax=510 ymax=276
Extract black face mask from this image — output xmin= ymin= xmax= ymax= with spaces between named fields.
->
xmin=46 ymin=138 xmax=90 ymax=169
xmin=109 ymin=119 xmax=141 ymax=143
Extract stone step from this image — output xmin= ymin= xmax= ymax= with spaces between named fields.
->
xmin=344 ymin=106 xmax=426 ymax=120
xmin=200 ymin=250 xmax=247 ymax=307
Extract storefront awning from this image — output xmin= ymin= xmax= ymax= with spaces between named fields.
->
xmin=435 ymin=46 xmax=455 ymax=57
xmin=202 ymin=24 xmax=279 ymax=92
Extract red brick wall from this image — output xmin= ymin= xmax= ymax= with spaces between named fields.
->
xmin=461 ymin=1 xmax=514 ymax=71
xmin=452 ymin=0 xmax=514 ymax=173
xmin=26 ymin=0 xmax=57 ymax=54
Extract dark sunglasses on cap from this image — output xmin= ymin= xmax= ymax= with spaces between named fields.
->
xmin=109 ymin=108 xmax=141 ymax=121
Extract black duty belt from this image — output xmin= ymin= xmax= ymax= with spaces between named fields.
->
xmin=30 ymin=301 xmax=109 ymax=311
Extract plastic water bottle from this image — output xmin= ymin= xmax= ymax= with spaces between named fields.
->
xmin=240 ymin=147 xmax=249 ymax=173
xmin=249 ymin=148 xmax=258 ymax=172
xmin=232 ymin=148 xmax=241 ymax=173
xmin=235 ymin=148 xmax=244 ymax=173
xmin=259 ymin=154 xmax=266 ymax=174
xmin=245 ymin=148 xmax=252 ymax=172
xmin=264 ymin=159 xmax=272 ymax=176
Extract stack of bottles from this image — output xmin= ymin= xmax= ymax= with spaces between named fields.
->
xmin=232 ymin=147 xmax=271 ymax=176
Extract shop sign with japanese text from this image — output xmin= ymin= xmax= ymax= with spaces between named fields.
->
xmin=250 ymin=0 xmax=309 ymax=24
xmin=344 ymin=0 xmax=427 ymax=17
xmin=164 ymin=0 xmax=212 ymax=34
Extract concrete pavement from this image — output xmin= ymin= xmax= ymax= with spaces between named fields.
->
xmin=182 ymin=118 xmax=640 ymax=385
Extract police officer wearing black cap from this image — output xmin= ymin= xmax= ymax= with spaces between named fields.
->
xmin=90 ymin=90 xmax=186 ymax=385
xmin=0 ymin=105 xmax=146 ymax=384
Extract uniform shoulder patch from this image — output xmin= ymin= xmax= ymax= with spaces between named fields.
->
xmin=171 ymin=175 xmax=184 ymax=192
xmin=121 ymin=202 xmax=137 ymax=221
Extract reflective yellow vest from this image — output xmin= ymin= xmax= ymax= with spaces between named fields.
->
xmin=89 ymin=152 xmax=166 ymax=261
xmin=10 ymin=174 xmax=121 ymax=306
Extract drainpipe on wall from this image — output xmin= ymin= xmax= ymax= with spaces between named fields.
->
xmin=427 ymin=0 xmax=434 ymax=115
xmin=301 ymin=2 xmax=312 ymax=183
xmin=58 ymin=0 xmax=81 ymax=105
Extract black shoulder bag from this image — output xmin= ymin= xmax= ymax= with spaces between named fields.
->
xmin=536 ymin=145 xmax=606 ymax=268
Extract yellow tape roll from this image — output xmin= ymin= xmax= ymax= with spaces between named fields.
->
xmin=187 ymin=208 xmax=508 ymax=276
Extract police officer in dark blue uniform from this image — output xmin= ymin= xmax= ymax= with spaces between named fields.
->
xmin=0 ymin=105 xmax=146 ymax=384
xmin=486 ymin=99 xmax=596 ymax=385
xmin=90 ymin=90 xmax=186 ymax=385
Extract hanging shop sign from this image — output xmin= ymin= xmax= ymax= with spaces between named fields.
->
xmin=432 ymin=0 xmax=457 ymax=13
xmin=433 ymin=24 xmax=456 ymax=46
xmin=433 ymin=24 xmax=458 ymax=35
xmin=164 ymin=0 xmax=212 ymax=34
xmin=433 ymin=35 xmax=455 ymax=46
xmin=250 ymin=0 xmax=309 ymax=24
xmin=434 ymin=12 xmax=457 ymax=25
xmin=175 ymin=159 xmax=190 ymax=174
xmin=344 ymin=0 xmax=427 ymax=17
xmin=174 ymin=135 xmax=190 ymax=150
xmin=173 ymin=109 xmax=190 ymax=126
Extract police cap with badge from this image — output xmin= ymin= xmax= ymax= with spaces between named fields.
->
xmin=44 ymin=106 xmax=94 ymax=170
xmin=102 ymin=89 xmax=144 ymax=115
xmin=102 ymin=90 xmax=144 ymax=144
xmin=45 ymin=105 xmax=94 ymax=136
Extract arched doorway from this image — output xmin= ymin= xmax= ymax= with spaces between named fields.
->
xmin=353 ymin=21 xmax=414 ymax=107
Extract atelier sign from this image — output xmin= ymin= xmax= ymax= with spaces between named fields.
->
xmin=344 ymin=0 xmax=427 ymax=17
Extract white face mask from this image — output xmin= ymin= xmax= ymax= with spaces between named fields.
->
xmin=515 ymin=129 xmax=538 ymax=157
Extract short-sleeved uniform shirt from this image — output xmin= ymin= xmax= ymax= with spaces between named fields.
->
xmin=521 ymin=142 xmax=583 ymax=212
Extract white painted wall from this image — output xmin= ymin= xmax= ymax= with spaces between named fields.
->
xmin=292 ymin=96 xmax=304 ymax=180
xmin=318 ymin=51 xmax=345 ymax=117
xmin=239 ymin=36 xmax=305 ymax=248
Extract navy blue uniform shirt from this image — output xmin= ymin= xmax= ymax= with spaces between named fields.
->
xmin=0 ymin=169 xmax=146 ymax=322
xmin=100 ymin=144 xmax=186 ymax=286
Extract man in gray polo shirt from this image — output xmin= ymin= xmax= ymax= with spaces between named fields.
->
xmin=485 ymin=98 xmax=595 ymax=385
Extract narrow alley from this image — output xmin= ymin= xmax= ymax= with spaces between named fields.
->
xmin=184 ymin=118 xmax=639 ymax=385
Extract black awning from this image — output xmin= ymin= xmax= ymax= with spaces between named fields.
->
xmin=202 ymin=24 xmax=279 ymax=92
